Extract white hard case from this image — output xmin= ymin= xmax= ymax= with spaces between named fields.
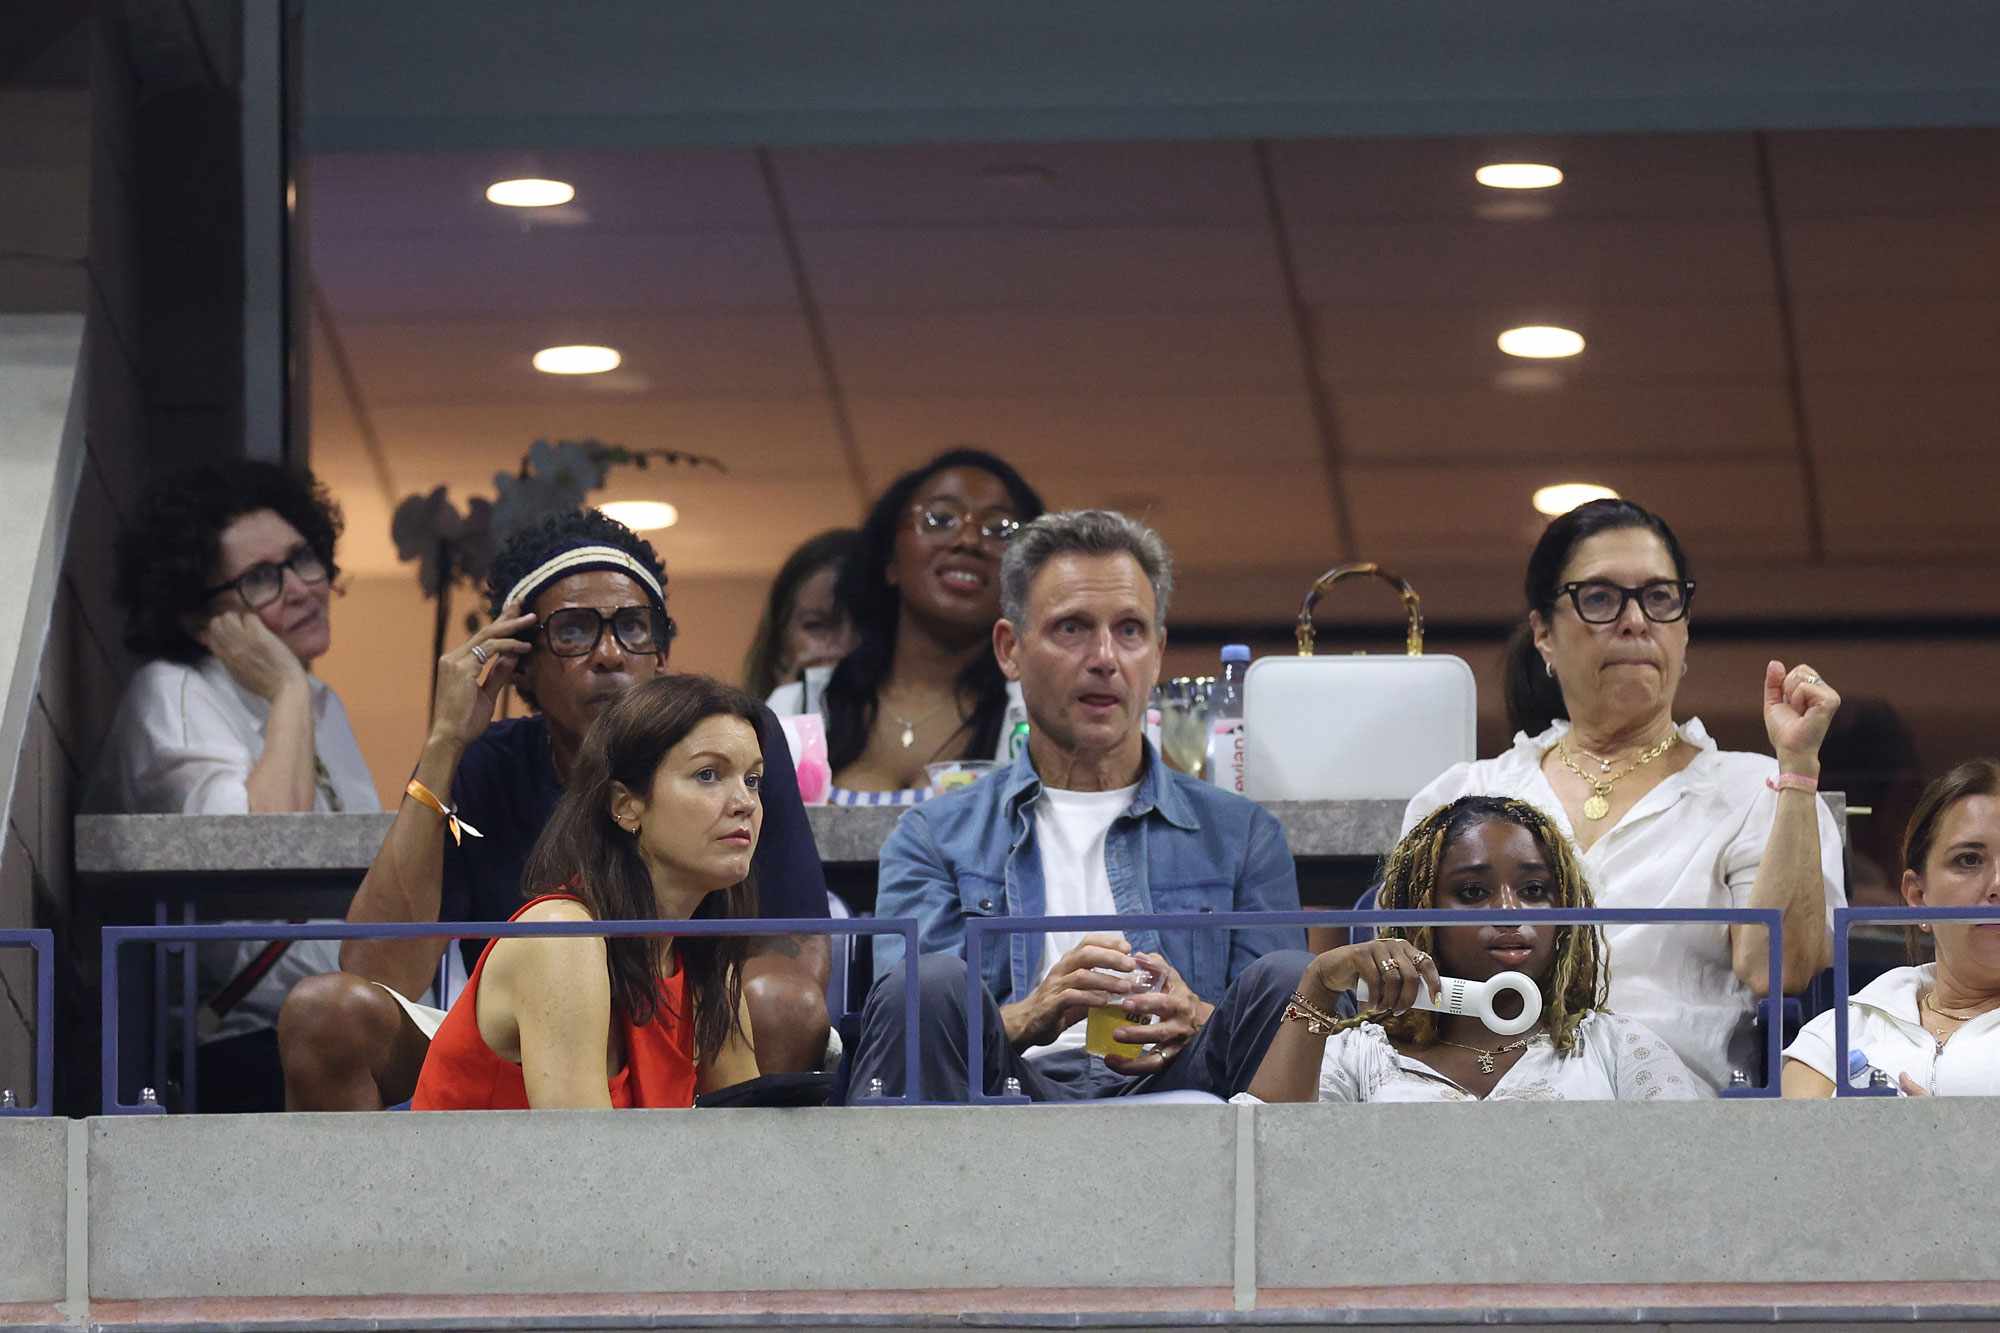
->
xmin=1241 ymin=653 xmax=1476 ymax=801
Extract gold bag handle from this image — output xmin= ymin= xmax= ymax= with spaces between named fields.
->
xmin=1295 ymin=563 xmax=1425 ymax=657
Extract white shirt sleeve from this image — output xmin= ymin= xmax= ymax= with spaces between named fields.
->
xmin=99 ymin=666 xmax=257 ymax=814
xmin=1315 ymin=1026 xmax=1377 ymax=1103
xmin=1600 ymin=1013 xmax=1712 ymax=1100
xmin=1782 ymin=1006 xmax=1840 ymax=1083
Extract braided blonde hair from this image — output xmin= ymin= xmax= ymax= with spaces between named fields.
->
xmin=1345 ymin=795 xmax=1609 ymax=1055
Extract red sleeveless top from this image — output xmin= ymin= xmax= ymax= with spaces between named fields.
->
xmin=412 ymin=893 xmax=698 ymax=1110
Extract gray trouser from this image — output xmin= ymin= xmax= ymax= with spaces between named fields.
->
xmin=846 ymin=950 xmax=1318 ymax=1103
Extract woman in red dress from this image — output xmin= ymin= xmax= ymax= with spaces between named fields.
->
xmin=415 ymin=675 xmax=765 ymax=1109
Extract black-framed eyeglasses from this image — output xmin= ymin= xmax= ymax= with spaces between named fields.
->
xmin=539 ymin=605 xmax=677 ymax=658
xmin=910 ymin=500 xmax=1022 ymax=547
xmin=204 ymin=548 xmax=328 ymax=609
xmin=1557 ymin=579 xmax=1696 ymax=625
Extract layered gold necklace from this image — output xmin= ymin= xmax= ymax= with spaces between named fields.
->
xmin=1555 ymin=730 xmax=1679 ymax=821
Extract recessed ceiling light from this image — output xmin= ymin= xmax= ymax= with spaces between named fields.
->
xmin=1533 ymin=483 xmax=1619 ymax=517
xmin=532 ymin=344 xmax=622 ymax=375
xmin=598 ymin=501 xmax=678 ymax=531
xmin=486 ymin=178 xmax=576 ymax=208
xmin=1498 ymin=325 xmax=1585 ymax=359
xmin=1476 ymin=163 xmax=1563 ymax=190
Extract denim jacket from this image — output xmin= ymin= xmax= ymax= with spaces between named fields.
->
xmin=873 ymin=741 xmax=1304 ymax=1005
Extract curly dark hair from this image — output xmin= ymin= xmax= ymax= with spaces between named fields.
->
xmin=487 ymin=510 xmax=670 ymax=712
xmin=115 ymin=461 xmax=345 ymax=664
xmin=824 ymin=449 xmax=1045 ymax=773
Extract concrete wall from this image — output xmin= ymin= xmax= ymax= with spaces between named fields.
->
xmin=0 ymin=6 xmax=251 ymax=1112
xmin=51 ymin=1099 xmax=2000 ymax=1304
xmin=0 ymin=1117 xmax=68 ymax=1304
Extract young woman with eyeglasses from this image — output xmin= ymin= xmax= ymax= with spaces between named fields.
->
xmin=767 ymin=449 xmax=1045 ymax=805
xmin=90 ymin=460 xmax=378 ymax=1109
xmin=1400 ymin=498 xmax=1846 ymax=1090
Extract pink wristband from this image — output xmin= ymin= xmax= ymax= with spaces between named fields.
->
xmin=1766 ymin=773 xmax=1819 ymax=794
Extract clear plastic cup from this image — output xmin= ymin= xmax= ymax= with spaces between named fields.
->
xmin=926 ymin=759 xmax=1001 ymax=796
xmin=1085 ymin=962 xmax=1161 ymax=1058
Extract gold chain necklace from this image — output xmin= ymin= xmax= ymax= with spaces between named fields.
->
xmin=1434 ymin=1034 xmax=1536 ymax=1075
xmin=1555 ymin=731 xmax=1679 ymax=821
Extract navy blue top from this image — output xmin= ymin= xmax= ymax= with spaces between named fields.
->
xmin=441 ymin=707 xmax=829 ymax=971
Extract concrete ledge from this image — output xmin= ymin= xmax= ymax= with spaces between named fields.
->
xmin=1256 ymin=1098 xmax=1995 ymax=1287
xmin=0 ymin=1117 xmax=68 ymax=1304
xmin=76 ymin=797 xmax=1847 ymax=880
xmin=87 ymin=1107 xmax=1238 ymax=1300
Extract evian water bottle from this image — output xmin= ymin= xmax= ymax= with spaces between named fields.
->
xmin=1206 ymin=645 xmax=1248 ymax=793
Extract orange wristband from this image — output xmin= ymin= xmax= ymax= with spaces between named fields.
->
xmin=405 ymin=777 xmax=483 ymax=845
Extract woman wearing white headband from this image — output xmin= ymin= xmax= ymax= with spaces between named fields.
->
xmin=278 ymin=509 xmax=834 ymax=1110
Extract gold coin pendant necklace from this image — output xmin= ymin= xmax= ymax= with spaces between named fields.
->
xmin=1557 ymin=730 xmax=1679 ymax=821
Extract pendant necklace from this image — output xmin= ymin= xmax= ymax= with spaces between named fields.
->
xmin=1555 ymin=730 xmax=1679 ymax=821
xmin=1435 ymin=1034 xmax=1536 ymax=1075
xmin=887 ymin=699 xmax=955 ymax=749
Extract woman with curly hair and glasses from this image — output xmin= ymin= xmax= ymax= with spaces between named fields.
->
xmin=89 ymin=459 xmax=378 ymax=1109
xmin=1247 ymin=796 xmax=1705 ymax=1103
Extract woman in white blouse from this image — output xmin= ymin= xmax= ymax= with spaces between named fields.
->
xmin=1248 ymin=795 xmax=1705 ymax=1103
xmin=1403 ymin=499 xmax=1844 ymax=1091
xmin=91 ymin=460 xmax=377 ymax=1109
xmin=1785 ymin=759 xmax=2000 ymax=1097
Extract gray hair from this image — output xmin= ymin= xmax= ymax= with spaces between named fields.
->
xmin=999 ymin=509 xmax=1175 ymax=627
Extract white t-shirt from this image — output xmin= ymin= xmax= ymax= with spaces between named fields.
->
xmin=1030 ymin=782 xmax=1139 ymax=1057
xmin=1402 ymin=718 xmax=1845 ymax=1092
xmin=1785 ymin=964 xmax=2000 ymax=1096
xmin=89 ymin=656 xmax=380 ymax=1042
xmin=1239 ymin=1009 xmax=1709 ymax=1103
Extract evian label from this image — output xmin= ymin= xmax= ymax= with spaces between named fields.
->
xmin=1208 ymin=719 xmax=1245 ymax=793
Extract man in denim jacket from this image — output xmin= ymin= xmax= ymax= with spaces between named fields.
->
xmin=847 ymin=511 xmax=1315 ymax=1102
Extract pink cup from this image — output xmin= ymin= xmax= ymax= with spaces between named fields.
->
xmin=778 ymin=712 xmax=831 ymax=806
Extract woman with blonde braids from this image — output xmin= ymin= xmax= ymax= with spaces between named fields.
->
xmin=1246 ymin=796 xmax=1707 ymax=1103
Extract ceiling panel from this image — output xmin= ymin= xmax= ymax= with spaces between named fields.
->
xmin=1029 ymin=466 xmax=1346 ymax=573
xmin=797 ymin=226 xmax=1284 ymax=310
xmin=312 ymin=231 xmax=800 ymax=317
xmin=308 ymin=148 xmax=776 ymax=236
xmin=1271 ymin=134 xmax=1764 ymax=222
xmin=1288 ymin=219 xmax=1772 ymax=307
xmin=844 ymin=392 xmax=1324 ymax=479
xmin=1792 ymin=298 xmax=2000 ymax=376
xmin=1802 ymin=377 xmax=2000 ymax=460
xmin=334 ymin=312 xmax=825 ymax=405
xmin=359 ymin=399 xmax=850 ymax=487
xmin=1339 ymin=382 xmax=1794 ymax=462
xmin=1345 ymin=459 xmax=1813 ymax=566
xmin=1770 ymin=129 xmax=2000 ymax=219
xmin=823 ymin=311 xmax=1303 ymax=393
xmin=1310 ymin=301 xmax=1787 ymax=384
xmin=770 ymin=141 xmax=1265 ymax=226
xmin=1782 ymin=218 xmax=2000 ymax=297
xmin=1817 ymin=456 xmax=2000 ymax=560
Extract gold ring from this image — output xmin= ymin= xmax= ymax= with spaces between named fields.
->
xmin=1380 ymin=957 xmax=1400 ymax=974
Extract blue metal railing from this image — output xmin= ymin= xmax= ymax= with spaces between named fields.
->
xmin=0 ymin=929 xmax=54 ymax=1116
xmin=101 ymin=917 xmax=921 ymax=1115
xmin=1830 ymin=905 xmax=2000 ymax=1098
xmin=964 ymin=908 xmax=1787 ymax=1103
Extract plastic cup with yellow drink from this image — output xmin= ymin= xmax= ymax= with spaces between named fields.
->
xmin=926 ymin=760 xmax=1001 ymax=796
xmin=1084 ymin=960 xmax=1162 ymax=1059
